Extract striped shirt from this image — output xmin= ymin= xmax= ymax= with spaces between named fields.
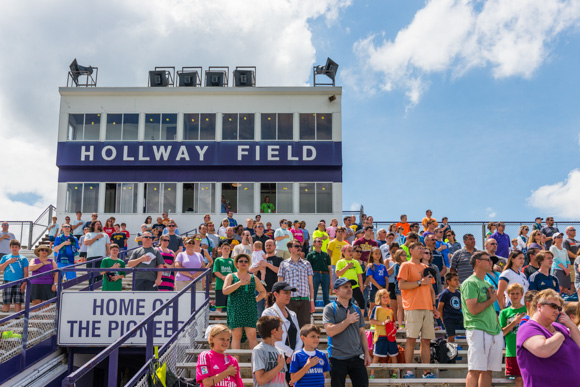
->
xmin=278 ymin=258 xmax=314 ymax=298
xmin=451 ymin=248 xmax=477 ymax=283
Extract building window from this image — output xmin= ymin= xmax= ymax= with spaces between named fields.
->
xmin=261 ymin=113 xmax=293 ymax=140
xmin=144 ymin=114 xmax=177 ymax=141
xmin=259 ymin=183 xmax=293 ymax=213
xmin=221 ymin=183 xmax=254 ymax=213
xmin=144 ymin=183 xmax=176 ymax=213
xmin=222 ymin=113 xmax=254 ymax=140
xmin=105 ymin=114 xmax=139 ymax=141
xmin=66 ymin=183 xmax=99 ymax=213
xmin=299 ymin=183 xmax=332 ymax=213
xmin=68 ymin=113 xmax=101 ymax=141
xmin=182 ymin=183 xmax=215 ymax=213
xmin=104 ymin=183 xmax=138 ymax=213
xmin=299 ymin=113 xmax=332 ymax=141
xmin=183 ymin=114 xmax=216 ymax=140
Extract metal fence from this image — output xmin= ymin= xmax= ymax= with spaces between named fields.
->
xmin=3 ymin=205 xmax=55 ymax=249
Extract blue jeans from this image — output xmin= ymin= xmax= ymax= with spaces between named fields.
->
xmin=313 ymin=272 xmax=330 ymax=306
xmin=57 ymin=262 xmax=77 ymax=281
xmin=256 ymin=292 xmax=265 ymax=318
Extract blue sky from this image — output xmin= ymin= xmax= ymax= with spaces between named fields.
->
xmin=1 ymin=0 xmax=580 ymax=222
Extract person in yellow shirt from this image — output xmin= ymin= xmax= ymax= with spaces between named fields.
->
xmin=336 ymin=245 xmax=365 ymax=315
xmin=327 ymin=227 xmax=350 ymax=283
xmin=421 ymin=209 xmax=438 ymax=231
xmin=312 ymin=222 xmax=330 ymax=252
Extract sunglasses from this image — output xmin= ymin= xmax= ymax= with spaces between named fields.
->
xmin=168 ymin=225 xmax=176 ymax=227
xmin=353 ymin=250 xmax=362 ymax=253
xmin=237 ymin=260 xmax=249 ymax=264
xmin=542 ymin=302 xmax=562 ymax=312
xmin=161 ymin=239 xmax=170 ymax=242
xmin=292 ymin=245 xmax=301 ymax=248
xmin=38 ymin=249 xmax=48 ymax=252
xmin=142 ymin=236 xmax=152 ymax=239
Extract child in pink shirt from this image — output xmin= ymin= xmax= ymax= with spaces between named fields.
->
xmin=196 ymin=324 xmax=243 ymax=387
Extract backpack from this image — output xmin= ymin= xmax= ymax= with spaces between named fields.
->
xmin=430 ymin=337 xmax=458 ymax=364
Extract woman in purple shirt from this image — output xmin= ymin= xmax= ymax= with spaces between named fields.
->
xmin=516 ymin=289 xmax=580 ymax=386
xmin=29 ymin=245 xmax=58 ymax=306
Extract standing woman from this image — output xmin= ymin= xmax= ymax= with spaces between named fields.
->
xmin=327 ymin=218 xmax=338 ymax=240
xmin=157 ymin=235 xmax=176 ymax=291
xmin=498 ymin=250 xmax=529 ymax=309
xmin=103 ymin=218 xmax=115 ymax=238
xmin=222 ymin=254 xmax=267 ymax=350
xmin=143 ymin=216 xmax=153 ymax=231
xmin=517 ymin=226 xmax=529 ymax=253
xmin=191 ymin=234 xmax=214 ymax=290
xmin=445 ymin=230 xmax=461 ymax=256
xmin=174 ymin=238 xmax=206 ymax=291
xmin=550 ymin=233 xmax=572 ymax=294
xmin=486 ymin=222 xmax=497 ymax=239
xmin=218 ymin=218 xmax=229 ymax=238
xmin=527 ymin=230 xmax=544 ymax=250
xmin=29 ymin=245 xmax=58 ymax=306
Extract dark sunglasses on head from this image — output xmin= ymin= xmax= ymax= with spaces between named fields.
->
xmin=542 ymin=302 xmax=562 ymax=312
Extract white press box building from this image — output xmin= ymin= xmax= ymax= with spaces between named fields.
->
xmin=55 ymin=65 xmax=342 ymax=236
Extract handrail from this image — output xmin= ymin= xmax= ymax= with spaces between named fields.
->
xmin=62 ymin=268 xmax=211 ymax=387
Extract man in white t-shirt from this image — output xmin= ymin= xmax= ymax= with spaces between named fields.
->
xmin=84 ymin=220 xmax=110 ymax=284
xmin=274 ymin=219 xmax=293 ymax=259
xmin=71 ymin=211 xmax=85 ymax=238
xmin=0 ymin=222 xmax=16 ymax=256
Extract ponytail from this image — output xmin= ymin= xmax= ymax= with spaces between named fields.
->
xmin=265 ymin=292 xmax=276 ymax=308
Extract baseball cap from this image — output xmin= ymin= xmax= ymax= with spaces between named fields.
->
xmin=333 ymin=278 xmax=357 ymax=289
xmin=272 ymin=281 xmax=297 ymax=293
xmin=423 ymin=267 xmax=438 ymax=279
xmin=535 ymin=217 xmax=543 ymax=221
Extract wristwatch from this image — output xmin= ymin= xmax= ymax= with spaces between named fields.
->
xmin=417 ymin=280 xmax=421 ymax=286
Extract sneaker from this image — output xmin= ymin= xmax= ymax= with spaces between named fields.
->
xmin=369 ymin=375 xmax=375 ymax=379
xmin=391 ymin=373 xmax=398 ymax=379
xmin=422 ymin=372 xmax=436 ymax=379
xmin=403 ymin=372 xmax=415 ymax=379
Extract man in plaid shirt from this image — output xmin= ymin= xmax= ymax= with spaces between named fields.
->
xmin=278 ymin=240 xmax=315 ymax=327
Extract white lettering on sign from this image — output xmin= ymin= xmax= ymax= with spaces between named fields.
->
xmin=153 ymin=145 xmax=172 ymax=161
xmin=138 ymin=145 xmax=150 ymax=161
xmin=267 ymin=145 xmax=280 ymax=161
xmin=288 ymin=145 xmax=299 ymax=161
xmin=255 ymin=145 xmax=260 ymax=161
xmin=58 ymin=291 xmax=206 ymax=346
xmin=303 ymin=145 xmax=316 ymax=161
xmin=123 ymin=146 xmax=134 ymax=161
xmin=102 ymin=146 xmax=117 ymax=161
xmin=81 ymin=146 xmax=94 ymax=161
xmin=175 ymin=146 xmax=190 ymax=161
xmin=195 ymin=145 xmax=209 ymax=161
xmin=238 ymin=145 xmax=250 ymax=161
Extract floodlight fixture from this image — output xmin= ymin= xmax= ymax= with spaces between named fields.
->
xmin=233 ymin=66 xmax=256 ymax=87
xmin=148 ymin=66 xmax=175 ymax=87
xmin=313 ymin=57 xmax=339 ymax=87
xmin=177 ymin=67 xmax=202 ymax=87
xmin=205 ymin=66 xmax=229 ymax=87
xmin=67 ymin=58 xmax=98 ymax=87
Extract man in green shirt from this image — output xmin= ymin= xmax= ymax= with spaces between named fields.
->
xmin=100 ymin=244 xmax=126 ymax=291
xmin=260 ymin=196 xmax=275 ymax=213
xmin=460 ymin=251 xmax=503 ymax=387
xmin=306 ymin=237 xmax=332 ymax=306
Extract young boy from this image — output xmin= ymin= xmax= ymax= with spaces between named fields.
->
xmin=0 ymin=240 xmax=29 ymax=312
xmin=120 ymin=223 xmax=130 ymax=250
xmin=252 ymin=316 xmax=287 ymax=387
xmin=99 ymin=244 xmax=126 ymax=291
xmin=251 ymin=241 xmax=267 ymax=286
xmin=519 ymin=289 xmax=538 ymax=326
xmin=499 ymin=283 xmax=526 ymax=386
xmin=212 ymin=244 xmax=236 ymax=312
xmin=290 ymin=324 xmax=330 ymax=386
xmin=509 ymin=238 xmax=519 ymax=254
xmin=438 ymin=272 xmax=463 ymax=343
xmin=110 ymin=224 xmax=127 ymax=251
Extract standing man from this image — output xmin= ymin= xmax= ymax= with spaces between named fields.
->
xmin=312 ymin=222 xmax=330 ymax=253
xmin=244 ymin=218 xmax=256 ymax=237
xmin=161 ymin=211 xmax=171 ymax=226
xmin=541 ymin=216 xmax=560 ymax=250
xmin=323 ymin=278 xmax=370 ymax=387
xmin=375 ymin=228 xmax=388 ymax=247
xmin=491 ymin=222 xmax=510 ymax=259
xmin=327 ymin=227 xmax=349 ymax=283
xmin=71 ymin=211 xmax=84 ymax=238
xmin=0 ymin=222 xmax=16 ymax=256
xmin=226 ymin=211 xmax=238 ymax=227
xmin=127 ymin=232 xmax=164 ymax=291
xmin=353 ymin=226 xmax=378 ymax=264
xmin=205 ymin=221 xmax=220 ymax=250
xmin=260 ymin=196 xmax=275 ymax=213
xmin=532 ymin=217 xmax=543 ymax=231
xmin=198 ymin=224 xmax=216 ymax=258
xmin=343 ymin=216 xmax=355 ymax=244
xmin=250 ymin=239 xmax=283 ymax=316
xmin=422 ymin=209 xmax=438 ymax=231
xmin=218 ymin=227 xmax=240 ymax=248
xmin=232 ymin=231 xmax=253 ymax=257
xmin=278 ymin=241 xmax=315 ymax=327
xmin=274 ymin=219 xmax=293 ymax=259
xmin=84 ymin=213 xmax=98 ymax=229
xmin=47 ymin=217 xmax=60 ymax=248
xmin=165 ymin=222 xmax=184 ymax=255
xmin=461 ymin=251 xmax=503 ymax=387
xmin=564 ymin=226 xmax=580 ymax=285
xmin=398 ymin=242 xmax=439 ymax=379
xmin=396 ymin=215 xmax=410 ymax=236
xmin=53 ymin=224 xmax=79 ymax=281
xmin=306 ymin=237 xmax=332 ymax=306
xmin=84 ymin=220 xmax=110 ymax=284
xmin=252 ymin=222 xmax=271 ymax=250
xmin=151 ymin=217 xmax=166 ymax=241
xmin=451 ymin=234 xmax=478 ymax=283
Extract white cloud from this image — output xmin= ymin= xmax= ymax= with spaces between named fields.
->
xmin=528 ymin=169 xmax=580 ymax=219
xmin=349 ymin=202 xmax=361 ymax=211
xmin=0 ymin=0 xmax=350 ymax=220
xmin=347 ymin=0 xmax=580 ymax=106
xmin=486 ymin=207 xmax=497 ymax=219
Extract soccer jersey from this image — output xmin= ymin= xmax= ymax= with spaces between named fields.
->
xmin=196 ymin=349 xmax=243 ymax=387
xmin=289 ymin=349 xmax=330 ymax=387
xmin=499 ymin=305 xmax=527 ymax=358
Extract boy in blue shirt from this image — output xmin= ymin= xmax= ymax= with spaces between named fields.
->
xmin=0 ymin=240 xmax=29 ymax=312
xmin=437 ymin=272 xmax=464 ymax=343
xmin=290 ymin=324 xmax=330 ymax=387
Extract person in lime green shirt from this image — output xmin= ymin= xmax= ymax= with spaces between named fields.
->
xmin=312 ymin=222 xmax=329 ymax=252
xmin=499 ymin=283 xmax=526 ymax=385
xmin=260 ymin=196 xmax=275 ymax=213
xmin=335 ymin=244 xmax=365 ymax=314
xmin=100 ymin=244 xmax=126 ymax=291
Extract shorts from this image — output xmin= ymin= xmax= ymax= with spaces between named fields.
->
xmin=388 ymin=283 xmax=397 ymax=300
xmin=3 ymin=281 xmax=24 ymax=304
xmin=215 ymin=289 xmax=228 ymax=309
xmin=352 ymin=287 xmax=366 ymax=310
xmin=505 ymin=356 xmax=521 ymax=377
xmin=373 ymin=336 xmax=399 ymax=358
xmin=369 ymin=287 xmax=379 ymax=304
xmin=405 ymin=309 xmax=436 ymax=340
xmin=554 ymin=269 xmax=571 ymax=289
xmin=49 ymin=236 xmax=56 ymax=242
xmin=466 ymin=329 xmax=504 ymax=372
xmin=30 ymin=284 xmax=56 ymax=301
xmin=443 ymin=316 xmax=464 ymax=337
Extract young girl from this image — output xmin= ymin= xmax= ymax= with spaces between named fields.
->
xmin=103 ymin=218 xmax=115 ymax=238
xmin=369 ymin=289 xmax=398 ymax=379
xmin=157 ymin=235 xmax=175 ymax=291
xmin=213 ymin=244 xmax=237 ymax=313
xmin=366 ymin=247 xmax=388 ymax=312
xmin=392 ymin=249 xmax=407 ymax=329
xmin=196 ymin=324 xmax=244 ymax=387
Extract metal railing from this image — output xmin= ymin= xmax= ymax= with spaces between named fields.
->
xmin=61 ymin=268 xmax=211 ymax=387
xmin=2 ymin=204 xmax=55 ymax=249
